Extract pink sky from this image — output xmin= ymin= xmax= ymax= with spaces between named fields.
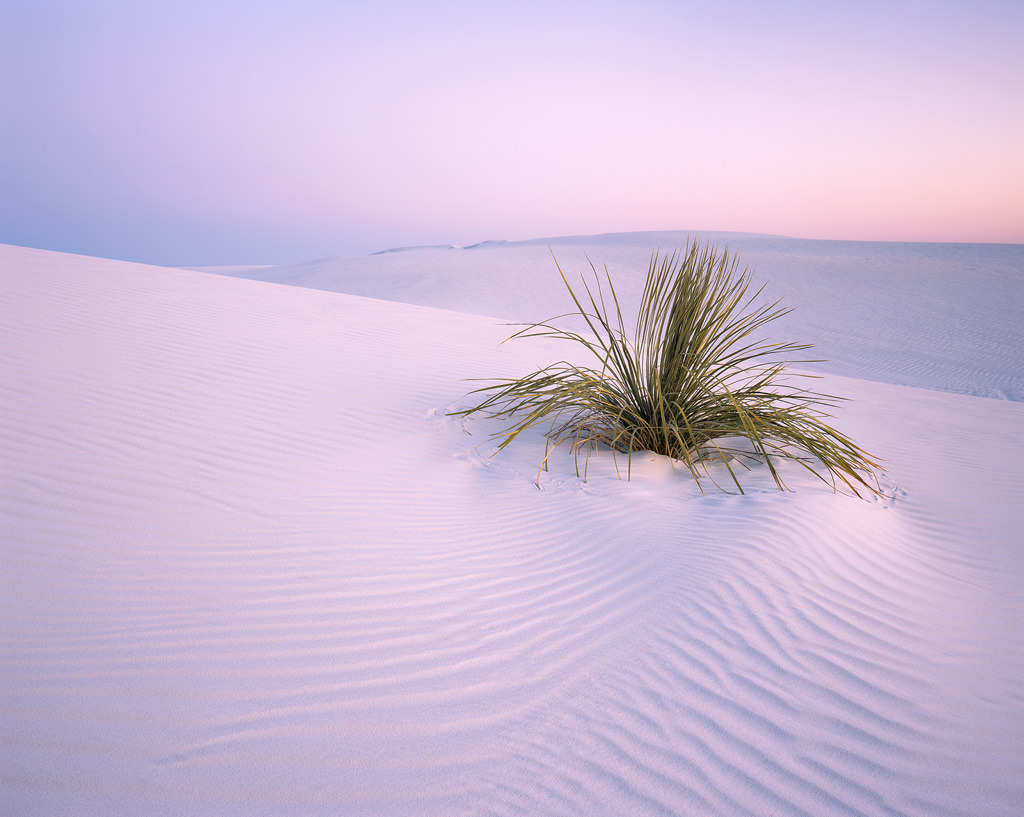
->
xmin=2 ymin=0 xmax=1021 ymax=265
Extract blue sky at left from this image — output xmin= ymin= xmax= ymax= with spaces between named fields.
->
xmin=2 ymin=0 xmax=1022 ymax=265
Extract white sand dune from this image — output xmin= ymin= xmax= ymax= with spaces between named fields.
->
xmin=199 ymin=232 xmax=1024 ymax=401
xmin=2 ymin=235 xmax=1023 ymax=816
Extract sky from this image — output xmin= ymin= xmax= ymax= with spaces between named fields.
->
xmin=2 ymin=0 xmax=1022 ymax=266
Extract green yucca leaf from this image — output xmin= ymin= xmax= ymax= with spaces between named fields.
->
xmin=452 ymin=238 xmax=883 ymax=496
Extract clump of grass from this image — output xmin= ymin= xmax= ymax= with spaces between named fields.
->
xmin=454 ymin=239 xmax=882 ymax=496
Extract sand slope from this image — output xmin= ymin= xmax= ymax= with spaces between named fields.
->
xmin=2 ymin=238 xmax=1023 ymax=816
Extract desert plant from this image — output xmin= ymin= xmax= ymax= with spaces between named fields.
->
xmin=454 ymin=239 xmax=882 ymax=496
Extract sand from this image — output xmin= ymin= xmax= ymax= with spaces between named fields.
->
xmin=3 ymin=233 xmax=1022 ymax=815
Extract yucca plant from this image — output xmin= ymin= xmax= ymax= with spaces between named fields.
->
xmin=454 ymin=239 xmax=882 ymax=496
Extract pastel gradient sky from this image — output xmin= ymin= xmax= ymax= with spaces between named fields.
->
xmin=2 ymin=0 xmax=1022 ymax=265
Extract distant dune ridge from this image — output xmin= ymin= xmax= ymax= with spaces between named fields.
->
xmin=198 ymin=231 xmax=1024 ymax=402
xmin=2 ymin=233 xmax=1023 ymax=816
